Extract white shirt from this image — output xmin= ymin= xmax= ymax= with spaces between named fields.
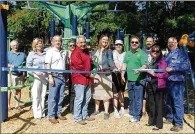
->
xmin=45 ymin=47 xmax=67 ymax=71
xmin=113 ymin=50 xmax=126 ymax=69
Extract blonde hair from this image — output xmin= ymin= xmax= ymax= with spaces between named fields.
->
xmin=98 ymin=34 xmax=109 ymax=50
xmin=32 ymin=38 xmax=43 ymax=51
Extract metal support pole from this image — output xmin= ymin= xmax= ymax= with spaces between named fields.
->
xmin=82 ymin=24 xmax=85 ymax=35
xmin=116 ymin=30 xmax=120 ymax=40
xmin=72 ymin=15 xmax=77 ymax=43
xmin=184 ymin=72 xmax=190 ymax=113
xmin=0 ymin=1 xmax=8 ymax=122
xmin=86 ymin=22 xmax=90 ymax=45
xmin=50 ymin=19 xmax=55 ymax=39
xmin=145 ymin=1 xmax=148 ymax=35
xmin=140 ymin=31 xmax=143 ymax=49
xmin=183 ymin=45 xmax=193 ymax=113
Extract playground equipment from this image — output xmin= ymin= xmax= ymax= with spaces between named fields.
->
xmin=25 ymin=1 xmax=123 ymax=48
xmin=50 ymin=19 xmax=55 ymax=38
xmin=1 ymin=1 xmax=194 ymax=123
xmin=0 ymin=2 xmax=124 ymax=122
xmin=0 ymin=1 xmax=8 ymax=122
xmin=179 ymin=32 xmax=195 ymax=113
xmin=179 ymin=32 xmax=195 ymax=89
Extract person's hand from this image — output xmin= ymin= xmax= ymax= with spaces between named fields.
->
xmin=166 ymin=67 xmax=173 ymax=72
xmin=148 ymin=70 xmax=155 ymax=76
xmin=113 ymin=68 xmax=118 ymax=72
xmin=92 ymin=56 xmax=96 ymax=61
xmin=134 ymin=70 xmax=140 ymax=75
xmin=89 ymin=74 xmax=94 ymax=79
xmin=8 ymin=64 xmax=14 ymax=68
xmin=119 ymin=67 xmax=123 ymax=72
xmin=24 ymin=77 xmax=29 ymax=84
xmin=35 ymin=72 xmax=42 ymax=75
xmin=66 ymin=79 xmax=70 ymax=85
xmin=49 ymin=76 xmax=55 ymax=86
xmin=121 ymin=76 xmax=126 ymax=83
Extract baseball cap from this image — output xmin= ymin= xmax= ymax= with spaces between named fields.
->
xmin=115 ymin=40 xmax=123 ymax=45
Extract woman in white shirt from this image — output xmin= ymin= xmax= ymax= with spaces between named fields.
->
xmin=112 ymin=40 xmax=127 ymax=118
xmin=26 ymin=38 xmax=47 ymax=119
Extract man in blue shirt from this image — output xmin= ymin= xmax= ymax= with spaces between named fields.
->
xmin=165 ymin=37 xmax=190 ymax=132
xmin=8 ymin=40 xmax=26 ymax=111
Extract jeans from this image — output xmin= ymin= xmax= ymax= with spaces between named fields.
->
xmin=74 ymin=84 xmax=91 ymax=121
xmin=166 ymin=81 xmax=184 ymax=127
xmin=48 ymin=76 xmax=65 ymax=118
xmin=128 ymin=80 xmax=144 ymax=120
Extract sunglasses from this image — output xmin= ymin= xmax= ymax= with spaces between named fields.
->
xmin=69 ymin=45 xmax=75 ymax=47
xmin=131 ymin=41 xmax=139 ymax=44
xmin=115 ymin=44 xmax=123 ymax=46
xmin=151 ymin=50 xmax=160 ymax=53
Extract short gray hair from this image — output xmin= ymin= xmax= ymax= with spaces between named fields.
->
xmin=51 ymin=35 xmax=62 ymax=42
xmin=10 ymin=40 xmax=19 ymax=47
xmin=76 ymin=35 xmax=86 ymax=43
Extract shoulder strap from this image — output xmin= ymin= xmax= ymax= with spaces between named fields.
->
xmin=65 ymin=51 xmax=69 ymax=64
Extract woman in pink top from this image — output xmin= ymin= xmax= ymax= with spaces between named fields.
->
xmin=145 ymin=44 xmax=168 ymax=130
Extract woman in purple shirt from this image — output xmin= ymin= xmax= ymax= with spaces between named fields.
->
xmin=145 ymin=44 xmax=168 ymax=130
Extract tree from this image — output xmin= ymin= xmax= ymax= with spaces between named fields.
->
xmin=137 ymin=1 xmax=195 ymax=48
xmin=8 ymin=2 xmax=57 ymax=47
xmin=7 ymin=1 xmax=195 ymax=50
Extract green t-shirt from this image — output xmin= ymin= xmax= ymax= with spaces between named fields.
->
xmin=123 ymin=48 xmax=148 ymax=81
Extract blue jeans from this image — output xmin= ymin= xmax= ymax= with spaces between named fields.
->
xmin=128 ymin=80 xmax=144 ymax=120
xmin=166 ymin=81 xmax=184 ymax=127
xmin=48 ymin=76 xmax=65 ymax=118
xmin=74 ymin=84 xmax=91 ymax=121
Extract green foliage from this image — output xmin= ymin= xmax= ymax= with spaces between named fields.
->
xmin=88 ymin=1 xmax=137 ymax=47
xmin=7 ymin=1 xmax=195 ymax=50
xmin=166 ymin=19 xmax=177 ymax=29
xmin=135 ymin=1 xmax=195 ymax=48
xmin=8 ymin=2 xmax=55 ymax=45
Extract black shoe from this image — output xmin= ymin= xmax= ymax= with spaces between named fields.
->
xmin=152 ymin=127 xmax=160 ymax=130
xmin=145 ymin=123 xmax=154 ymax=126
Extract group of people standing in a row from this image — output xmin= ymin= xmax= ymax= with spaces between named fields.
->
xmin=7 ymin=33 xmax=190 ymax=132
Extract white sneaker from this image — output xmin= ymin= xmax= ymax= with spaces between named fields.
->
xmin=129 ymin=118 xmax=138 ymax=122
xmin=119 ymin=109 xmax=125 ymax=115
xmin=114 ymin=111 xmax=121 ymax=118
xmin=124 ymin=113 xmax=133 ymax=117
xmin=124 ymin=114 xmax=134 ymax=120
